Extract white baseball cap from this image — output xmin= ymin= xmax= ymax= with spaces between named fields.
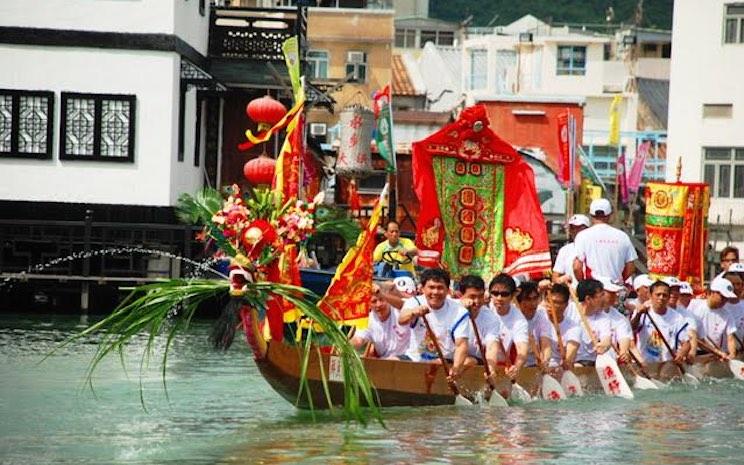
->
xmin=567 ymin=214 xmax=591 ymax=228
xmin=663 ymin=276 xmax=682 ymax=287
xmin=596 ymin=276 xmax=623 ymax=293
xmin=589 ymin=198 xmax=612 ymax=216
xmin=710 ymin=276 xmax=737 ymax=298
xmin=679 ymin=282 xmax=694 ymax=295
xmin=728 ymin=263 xmax=744 ymax=273
xmin=633 ymin=274 xmax=653 ymax=290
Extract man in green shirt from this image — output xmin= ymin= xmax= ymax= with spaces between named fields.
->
xmin=373 ymin=220 xmax=417 ymax=275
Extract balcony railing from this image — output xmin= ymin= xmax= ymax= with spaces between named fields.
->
xmin=209 ymin=6 xmax=297 ymax=61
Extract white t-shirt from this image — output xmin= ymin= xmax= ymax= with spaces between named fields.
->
xmin=564 ymin=301 xmax=581 ymax=325
xmin=725 ymin=300 xmax=744 ymax=338
xmin=575 ymin=311 xmax=612 ymax=362
xmin=673 ymin=305 xmax=698 ymax=333
xmin=546 ymin=316 xmax=582 ymax=367
xmin=606 ymin=307 xmax=632 ymax=344
xmin=355 ymin=307 xmax=410 ymax=359
xmin=524 ymin=308 xmax=553 ymax=366
xmin=492 ymin=303 xmax=529 ymax=354
xmin=689 ymin=299 xmax=737 ymax=350
xmin=636 ymin=309 xmax=690 ymax=363
xmin=450 ymin=305 xmax=501 ymax=359
xmin=403 ymin=296 xmax=469 ymax=362
xmin=553 ymin=242 xmax=578 ymax=285
xmin=574 ymin=223 xmax=638 ymax=282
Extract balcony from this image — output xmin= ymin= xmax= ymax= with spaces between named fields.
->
xmin=208 ymin=6 xmax=297 ymax=86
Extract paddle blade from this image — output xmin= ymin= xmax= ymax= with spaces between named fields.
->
xmin=687 ymin=363 xmax=705 ymax=379
xmin=561 ymin=370 xmax=584 ymax=397
xmin=455 ymin=394 xmax=474 ymax=406
xmin=541 ymin=375 xmax=567 ymax=401
xmin=681 ymin=372 xmax=700 ymax=386
xmin=510 ymin=382 xmax=533 ymax=403
xmin=651 ymin=379 xmax=668 ymax=389
xmin=633 ymin=375 xmax=659 ymax=390
xmin=595 ymin=353 xmax=634 ymax=399
xmin=487 ymin=390 xmax=509 ymax=407
xmin=729 ymin=359 xmax=744 ymax=381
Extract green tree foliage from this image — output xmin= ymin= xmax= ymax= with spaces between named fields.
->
xmin=430 ymin=0 xmax=673 ymax=30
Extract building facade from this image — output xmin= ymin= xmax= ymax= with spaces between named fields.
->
xmin=667 ymin=0 xmax=744 ymax=228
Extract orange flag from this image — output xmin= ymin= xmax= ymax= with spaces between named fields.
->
xmin=318 ymin=184 xmax=388 ymax=329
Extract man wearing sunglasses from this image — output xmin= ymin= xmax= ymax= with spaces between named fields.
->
xmin=488 ymin=273 xmax=529 ymax=380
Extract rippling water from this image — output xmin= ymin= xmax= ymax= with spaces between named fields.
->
xmin=1 ymin=313 xmax=744 ymax=464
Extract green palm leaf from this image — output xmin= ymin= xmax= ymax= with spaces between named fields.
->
xmin=53 ymin=279 xmax=382 ymax=426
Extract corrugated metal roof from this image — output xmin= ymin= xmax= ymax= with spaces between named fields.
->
xmin=637 ymin=78 xmax=669 ymax=128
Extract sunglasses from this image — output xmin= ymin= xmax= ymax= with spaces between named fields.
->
xmin=490 ymin=290 xmax=513 ymax=297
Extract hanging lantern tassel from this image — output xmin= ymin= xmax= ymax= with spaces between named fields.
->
xmin=348 ymin=178 xmax=361 ymax=215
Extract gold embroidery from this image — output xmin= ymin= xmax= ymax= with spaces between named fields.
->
xmin=505 ymin=227 xmax=533 ymax=253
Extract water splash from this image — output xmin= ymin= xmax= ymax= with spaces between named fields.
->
xmin=0 ymin=247 xmax=227 ymax=291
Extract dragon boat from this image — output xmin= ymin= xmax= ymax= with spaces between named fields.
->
xmin=243 ymin=306 xmax=736 ymax=409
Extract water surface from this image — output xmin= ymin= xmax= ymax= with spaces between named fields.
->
xmin=1 ymin=313 xmax=743 ymax=464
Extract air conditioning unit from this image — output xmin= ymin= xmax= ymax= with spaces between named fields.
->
xmin=309 ymin=123 xmax=327 ymax=136
xmin=347 ymin=51 xmax=367 ymax=64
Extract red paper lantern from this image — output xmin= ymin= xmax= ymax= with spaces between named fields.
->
xmin=246 ymin=95 xmax=287 ymax=131
xmin=243 ymin=155 xmax=276 ymax=186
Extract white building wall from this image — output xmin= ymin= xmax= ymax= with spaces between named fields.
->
xmin=667 ymin=0 xmax=744 ymax=225
xmin=0 ymin=45 xmax=203 ymax=206
xmin=0 ymin=0 xmax=208 ymax=55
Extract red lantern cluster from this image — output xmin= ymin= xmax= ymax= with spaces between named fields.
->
xmin=246 ymin=95 xmax=287 ymax=131
xmin=243 ymin=155 xmax=276 ymax=186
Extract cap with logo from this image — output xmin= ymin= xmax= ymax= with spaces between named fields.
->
xmin=633 ymin=274 xmax=653 ymax=290
xmin=663 ymin=276 xmax=682 ymax=287
xmin=589 ymin=198 xmax=612 ymax=216
xmin=710 ymin=276 xmax=737 ymax=299
xmin=596 ymin=276 xmax=623 ymax=293
xmin=728 ymin=262 xmax=744 ymax=273
xmin=568 ymin=214 xmax=591 ymax=228
xmin=679 ymin=281 xmax=694 ymax=295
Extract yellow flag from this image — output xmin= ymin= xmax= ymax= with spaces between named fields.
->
xmin=608 ymin=95 xmax=622 ymax=145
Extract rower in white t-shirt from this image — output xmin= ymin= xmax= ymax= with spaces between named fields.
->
xmin=399 ymin=270 xmax=470 ymax=380
xmin=633 ymin=280 xmax=691 ymax=364
xmin=488 ymin=273 xmax=529 ymax=380
xmin=574 ymin=279 xmax=613 ymax=364
xmin=573 ymin=198 xmax=637 ymax=283
xmin=721 ymin=265 xmax=744 ymax=349
xmin=688 ymin=276 xmax=738 ymax=359
xmin=552 ymin=214 xmax=591 ymax=287
xmin=595 ymin=276 xmax=633 ymax=362
xmin=541 ymin=283 xmax=581 ymax=369
xmin=352 ymin=294 xmax=410 ymax=359
xmin=450 ymin=275 xmax=503 ymax=377
xmin=514 ymin=280 xmax=553 ymax=367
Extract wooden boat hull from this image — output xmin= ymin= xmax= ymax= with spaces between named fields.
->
xmin=245 ymin=309 xmax=735 ymax=409
xmin=253 ymin=338 xmax=734 ymax=409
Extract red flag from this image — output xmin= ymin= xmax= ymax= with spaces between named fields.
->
xmin=617 ymin=150 xmax=628 ymax=205
xmin=557 ymin=112 xmax=571 ymax=186
xmin=318 ymin=185 xmax=388 ymax=327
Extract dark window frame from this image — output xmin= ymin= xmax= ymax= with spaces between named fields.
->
xmin=0 ymin=88 xmax=54 ymax=160
xmin=60 ymin=92 xmax=136 ymax=163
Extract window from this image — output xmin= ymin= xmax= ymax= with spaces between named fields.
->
xmin=724 ymin=4 xmax=744 ymax=43
xmin=703 ymin=103 xmax=733 ymax=118
xmin=469 ymin=49 xmax=487 ymax=90
xmin=394 ymin=28 xmax=416 ymax=48
xmin=557 ymin=45 xmax=587 ymax=75
xmin=704 ymin=147 xmax=744 ymax=198
xmin=438 ymin=31 xmax=455 ymax=46
xmin=307 ymin=50 xmax=329 ymax=79
xmin=0 ymin=89 xmax=54 ymax=159
xmin=420 ymin=30 xmax=437 ymax=47
xmin=357 ymin=170 xmax=387 ymax=193
xmin=345 ymin=51 xmax=367 ymax=83
xmin=60 ymin=92 xmax=136 ymax=162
